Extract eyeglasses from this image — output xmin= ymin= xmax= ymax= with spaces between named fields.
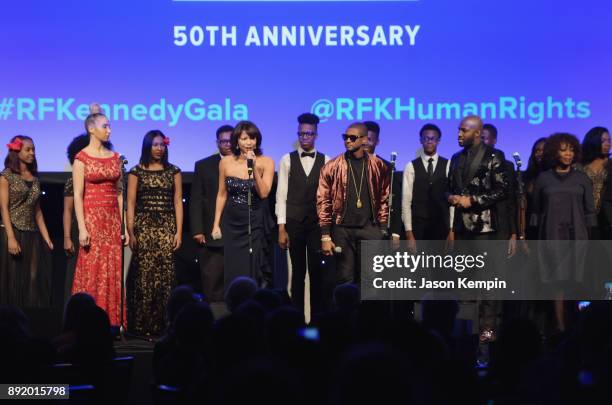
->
xmin=341 ymin=134 xmax=364 ymax=142
xmin=298 ymin=131 xmax=316 ymax=138
xmin=420 ymin=136 xmax=439 ymax=144
xmin=217 ymin=139 xmax=231 ymax=145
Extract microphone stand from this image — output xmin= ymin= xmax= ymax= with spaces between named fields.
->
xmin=386 ymin=153 xmax=397 ymax=318
xmin=247 ymin=162 xmax=254 ymax=282
xmin=515 ymin=159 xmax=526 ymax=242
xmin=119 ymin=156 xmax=128 ymax=337
xmin=386 ymin=154 xmax=397 ymax=238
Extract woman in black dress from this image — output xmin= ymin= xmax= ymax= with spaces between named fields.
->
xmin=127 ymin=130 xmax=183 ymax=336
xmin=579 ymin=127 xmax=610 ymax=239
xmin=523 ymin=137 xmax=547 ymax=241
xmin=0 ymin=136 xmax=53 ymax=307
xmin=531 ymin=133 xmax=596 ymax=331
xmin=212 ymin=121 xmax=275 ymax=290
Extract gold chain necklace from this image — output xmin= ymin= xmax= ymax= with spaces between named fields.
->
xmin=347 ymin=158 xmax=365 ymax=208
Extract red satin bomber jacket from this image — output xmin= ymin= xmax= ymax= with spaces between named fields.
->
xmin=316 ymin=152 xmax=391 ymax=234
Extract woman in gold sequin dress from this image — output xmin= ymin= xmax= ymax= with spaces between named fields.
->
xmin=0 ymin=135 xmax=53 ymax=307
xmin=127 ymin=130 xmax=183 ymax=336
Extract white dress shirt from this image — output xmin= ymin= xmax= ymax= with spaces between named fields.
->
xmin=401 ymin=152 xmax=454 ymax=232
xmin=276 ymin=147 xmax=330 ymax=225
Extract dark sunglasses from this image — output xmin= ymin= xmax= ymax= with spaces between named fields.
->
xmin=341 ymin=133 xmax=364 ymax=142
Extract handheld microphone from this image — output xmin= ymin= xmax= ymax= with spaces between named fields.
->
xmin=512 ymin=152 xmax=522 ymax=169
xmin=318 ymin=246 xmax=342 ymax=255
xmin=247 ymin=158 xmax=254 ymax=176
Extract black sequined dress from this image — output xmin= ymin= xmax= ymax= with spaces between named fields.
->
xmin=222 ymin=176 xmax=272 ymax=289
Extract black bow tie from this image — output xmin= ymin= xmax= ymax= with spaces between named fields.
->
xmin=301 ymin=151 xmax=315 ymax=158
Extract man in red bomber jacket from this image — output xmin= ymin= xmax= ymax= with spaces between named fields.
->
xmin=316 ymin=122 xmax=390 ymax=285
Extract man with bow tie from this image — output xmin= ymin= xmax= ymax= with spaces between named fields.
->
xmin=276 ymin=113 xmax=330 ymax=316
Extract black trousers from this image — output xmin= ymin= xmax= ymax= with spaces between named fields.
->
xmin=412 ymin=217 xmax=448 ymax=240
xmin=332 ymin=222 xmax=383 ymax=285
xmin=286 ymin=218 xmax=323 ymax=315
xmin=198 ymin=245 xmax=224 ymax=303
xmin=456 ymin=231 xmax=500 ymax=330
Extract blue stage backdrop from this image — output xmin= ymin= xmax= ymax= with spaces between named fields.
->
xmin=1 ymin=0 xmax=610 ymax=171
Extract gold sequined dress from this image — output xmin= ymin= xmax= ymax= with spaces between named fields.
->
xmin=126 ymin=164 xmax=180 ymax=335
xmin=0 ymin=168 xmax=51 ymax=307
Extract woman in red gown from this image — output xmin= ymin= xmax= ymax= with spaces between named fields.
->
xmin=71 ymin=104 xmax=128 ymax=326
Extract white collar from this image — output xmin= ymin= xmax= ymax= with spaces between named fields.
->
xmin=297 ymin=146 xmax=317 ymax=156
xmin=420 ymin=152 xmax=438 ymax=162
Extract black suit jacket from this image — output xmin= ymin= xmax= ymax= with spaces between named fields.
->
xmin=495 ymin=159 xmax=518 ymax=239
xmin=190 ymin=154 xmax=223 ymax=247
xmin=379 ymin=156 xmax=404 ymax=237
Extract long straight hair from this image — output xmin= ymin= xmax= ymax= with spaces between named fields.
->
xmin=139 ymin=130 xmax=169 ymax=168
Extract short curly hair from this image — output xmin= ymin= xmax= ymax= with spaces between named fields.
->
xmin=543 ymin=133 xmax=581 ymax=169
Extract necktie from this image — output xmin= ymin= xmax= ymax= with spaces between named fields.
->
xmin=301 ymin=151 xmax=315 ymax=158
xmin=427 ymin=157 xmax=434 ymax=177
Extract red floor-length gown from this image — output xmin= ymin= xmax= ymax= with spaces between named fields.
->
xmin=71 ymin=150 xmax=124 ymax=326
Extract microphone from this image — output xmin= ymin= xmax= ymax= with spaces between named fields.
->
xmin=247 ymin=158 xmax=254 ymax=176
xmin=390 ymin=151 xmax=397 ymax=167
xmin=512 ymin=152 xmax=522 ymax=169
xmin=119 ymin=155 xmax=128 ymax=166
xmin=319 ymin=246 xmax=342 ymax=255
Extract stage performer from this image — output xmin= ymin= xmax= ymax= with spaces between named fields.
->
xmin=402 ymin=123 xmax=453 ymax=243
xmin=190 ymin=125 xmax=234 ymax=303
xmin=276 ymin=113 xmax=329 ymax=315
xmin=364 ymin=121 xmax=403 ymax=242
xmin=62 ymin=134 xmax=113 ymax=306
xmin=212 ymin=121 xmax=275 ymax=290
xmin=72 ymin=104 xmax=128 ymax=326
xmin=126 ymin=130 xmax=182 ymax=336
xmin=447 ymin=116 xmax=509 ymax=339
xmin=0 ymin=135 xmax=53 ymax=307
xmin=531 ymin=133 xmax=595 ymax=332
xmin=578 ymin=127 xmax=611 ymax=239
xmin=317 ymin=122 xmax=390 ymax=284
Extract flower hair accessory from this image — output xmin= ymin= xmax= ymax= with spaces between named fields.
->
xmin=7 ymin=138 xmax=23 ymax=152
xmin=163 ymin=137 xmax=170 ymax=146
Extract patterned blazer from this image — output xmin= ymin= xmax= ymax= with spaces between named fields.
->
xmin=448 ymin=143 xmax=509 ymax=234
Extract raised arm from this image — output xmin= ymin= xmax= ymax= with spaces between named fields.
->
xmin=253 ymin=156 xmax=274 ymax=199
